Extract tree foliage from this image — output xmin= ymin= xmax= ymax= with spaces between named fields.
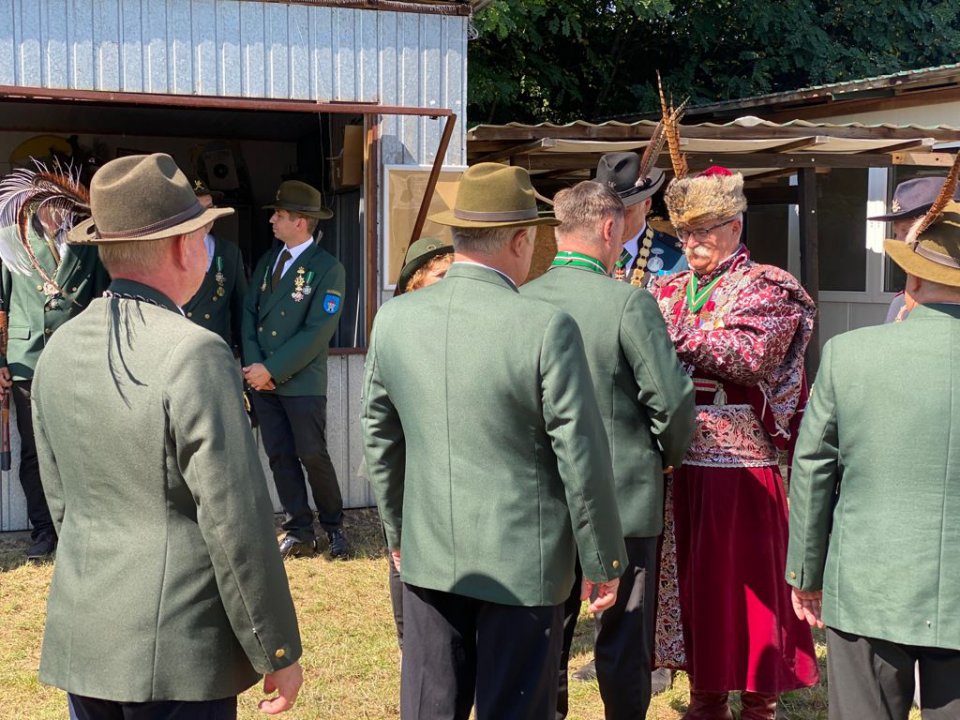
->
xmin=468 ymin=0 xmax=960 ymax=124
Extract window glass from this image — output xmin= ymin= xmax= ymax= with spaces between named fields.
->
xmin=817 ymin=169 xmax=867 ymax=292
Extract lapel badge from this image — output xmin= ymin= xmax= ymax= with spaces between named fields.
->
xmin=214 ymin=256 xmax=226 ymax=298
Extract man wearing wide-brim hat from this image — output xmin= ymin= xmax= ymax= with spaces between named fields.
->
xmin=182 ymin=179 xmax=248 ymax=352
xmin=242 ymin=179 xmax=349 ymax=560
xmin=867 ymin=175 xmax=960 ymax=323
xmin=32 ymin=153 xmax=303 ymax=718
xmin=596 ymin=151 xmax=686 ymax=286
xmin=787 ymin=193 xmax=960 ymax=720
xmin=361 ymin=161 xmax=627 ymax=720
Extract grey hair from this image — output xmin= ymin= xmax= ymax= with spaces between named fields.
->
xmin=451 ymin=225 xmax=526 ymax=254
xmin=98 ymin=237 xmax=176 ymax=275
xmin=554 ymin=181 xmax=624 ymax=241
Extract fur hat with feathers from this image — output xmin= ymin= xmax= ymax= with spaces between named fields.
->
xmin=664 ymin=166 xmax=748 ymax=229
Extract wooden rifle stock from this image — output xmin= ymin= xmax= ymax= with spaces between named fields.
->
xmin=0 ymin=308 xmax=9 ymax=471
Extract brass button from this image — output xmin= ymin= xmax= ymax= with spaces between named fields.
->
xmin=212 ymin=296 xmax=218 ymax=302
xmin=258 ymin=326 xmax=263 ymax=332
xmin=280 ymin=311 xmax=285 ymax=316
xmin=612 ymin=560 xmax=620 ymax=569
xmin=36 ymin=284 xmax=42 ymax=291
xmin=186 ymin=312 xmax=193 ymax=318
xmin=789 ymin=571 xmax=797 ymax=580
xmin=71 ymin=286 xmax=78 ymax=292
xmin=271 ymin=330 xmax=277 ymax=336
xmin=275 ymin=648 xmax=285 ymax=659
xmin=204 ymin=313 xmax=210 ymax=320
xmin=44 ymin=328 xmax=52 ymax=336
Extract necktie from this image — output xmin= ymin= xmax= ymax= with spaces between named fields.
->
xmin=271 ymin=249 xmax=292 ymax=291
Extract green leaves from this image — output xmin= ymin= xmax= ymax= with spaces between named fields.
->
xmin=468 ymin=0 xmax=960 ymax=124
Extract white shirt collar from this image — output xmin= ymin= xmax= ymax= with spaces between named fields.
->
xmin=622 ymin=224 xmax=647 ymax=261
xmin=204 ymin=233 xmax=216 ymax=271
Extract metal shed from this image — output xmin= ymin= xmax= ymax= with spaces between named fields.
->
xmin=0 ymin=0 xmax=472 ymax=531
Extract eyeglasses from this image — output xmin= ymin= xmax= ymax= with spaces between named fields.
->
xmin=677 ymin=218 xmax=737 ymax=243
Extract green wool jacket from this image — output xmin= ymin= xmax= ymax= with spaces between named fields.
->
xmin=32 ymin=280 xmax=302 ymax=701
xmin=242 ymin=240 xmax=345 ymax=396
xmin=183 ymin=236 xmax=248 ymax=353
xmin=361 ymin=263 xmax=628 ymax=608
xmin=0 ymin=220 xmax=109 ymax=379
xmin=522 ymin=264 xmax=695 ymax=538
xmin=787 ymin=303 xmax=960 ymax=651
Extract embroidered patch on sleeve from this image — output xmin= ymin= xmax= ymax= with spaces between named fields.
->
xmin=322 ymin=291 xmax=342 ymax=315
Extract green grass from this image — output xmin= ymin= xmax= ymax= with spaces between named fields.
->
xmin=0 ymin=510 xmax=916 ymax=719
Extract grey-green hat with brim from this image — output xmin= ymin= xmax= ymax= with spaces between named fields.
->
xmin=885 ymin=200 xmax=960 ymax=288
xmin=69 ymin=153 xmax=234 ymax=245
xmin=430 ymin=163 xmax=559 ymax=229
xmin=263 ymin=180 xmax=333 ymax=220
xmin=398 ymin=237 xmax=454 ymax=293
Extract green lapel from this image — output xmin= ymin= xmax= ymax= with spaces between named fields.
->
xmin=184 ymin=240 xmax=221 ymax=313
xmin=54 ymin=244 xmax=82 ymax=288
xmin=261 ymin=240 xmax=320 ymax=317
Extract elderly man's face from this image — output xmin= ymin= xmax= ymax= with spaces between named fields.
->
xmin=892 ymin=217 xmax=918 ymax=242
xmin=680 ymin=216 xmax=742 ymax=275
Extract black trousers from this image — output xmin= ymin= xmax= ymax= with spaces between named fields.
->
xmin=388 ymin=555 xmax=404 ymax=649
xmin=69 ymin=694 xmax=237 ymax=720
xmin=11 ymin=380 xmax=55 ymax=541
xmin=827 ymin=627 xmax=960 ymax=720
xmin=401 ymin=583 xmax=564 ymax=720
xmin=557 ymin=536 xmax=658 ymax=720
xmin=251 ymin=392 xmax=343 ymax=540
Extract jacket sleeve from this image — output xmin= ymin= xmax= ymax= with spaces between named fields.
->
xmin=165 ymin=333 xmax=302 ymax=673
xmin=359 ymin=317 xmax=405 ymax=550
xmin=30 ymin=361 xmax=65 ymax=535
xmin=786 ymin=339 xmax=840 ymax=592
xmin=263 ymin=262 xmax=346 ymax=384
xmin=230 ymin=248 xmax=249 ymax=356
xmin=241 ymin=256 xmax=266 ymax=366
xmin=621 ymin=290 xmax=695 ymax=468
xmin=541 ymin=311 xmax=627 ymax=582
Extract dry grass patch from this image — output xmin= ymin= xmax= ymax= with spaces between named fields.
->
xmin=1 ymin=511 xmax=912 ymax=720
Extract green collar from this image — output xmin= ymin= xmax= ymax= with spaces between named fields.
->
xmin=106 ymin=279 xmax=180 ymax=313
xmin=686 ymin=271 xmax=726 ymax=314
xmin=551 ymin=251 xmax=608 ymax=275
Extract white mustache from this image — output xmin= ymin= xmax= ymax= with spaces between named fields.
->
xmin=685 ymin=245 xmax=712 ymax=260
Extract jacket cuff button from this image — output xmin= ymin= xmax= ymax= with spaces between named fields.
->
xmin=274 ymin=648 xmax=286 ymax=659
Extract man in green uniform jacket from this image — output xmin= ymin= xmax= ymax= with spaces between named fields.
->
xmin=787 ymin=197 xmax=960 ymax=720
xmin=242 ymin=180 xmax=348 ymax=559
xmin=0 ymin=163 xmax=109 ymax=560
xmin=361 ymin=163 xmax=628 ymax=720
xmin=32 ymin=153 xmax=303 ymax=719
xmin=183 ymin=181 xmax=247 ymax=353
xmin=523 ymin=180 xmax=695 ymax=720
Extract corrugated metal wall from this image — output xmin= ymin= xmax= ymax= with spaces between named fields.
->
xmin=0 ymin=0 xmax=468 ymax=530
xmin=0 ymin=0 xmax=466 ymax=166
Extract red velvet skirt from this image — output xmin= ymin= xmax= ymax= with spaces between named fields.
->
xmin=672 ymin=464 xmax=819 ymax=694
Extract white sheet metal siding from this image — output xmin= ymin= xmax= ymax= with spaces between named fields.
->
xmin=0 ymin=0 xmax=468 ymax=529
xmin=0 ymin=0 xmax=466 ymax=166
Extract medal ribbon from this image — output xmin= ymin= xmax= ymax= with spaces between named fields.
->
xmin=614 ymin=248 xmax=631 ymax=270
xmin=686 ymin=271 xmax=726 ymax=314
xmin=216 ymin=256 xmax=223 ymax=272
xmin=551 ymin=251 xmax=607 ymax=275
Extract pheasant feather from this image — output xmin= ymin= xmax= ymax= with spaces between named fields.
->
xmin=657 ymin=72 xmax=688 ymax=180
xmin=906 ymin=152 xmax=960 ymax=246
xmin=638 ymin=118 xmax=666 ymax=187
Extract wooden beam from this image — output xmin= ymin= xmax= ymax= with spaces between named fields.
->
xmin=891 ymin=151 xmax=958 ymax=167
xmin=856 ymin=138 xmax=933 ymax=154
xmin=364 ymin=114 xmax=380 ymax=342
xmin=409 ymin=113 xmax=457 ymax=253
xmin=473 ymin=139 xmax=545 ymax=164
xmin=520 ymin=151 xmax=897 ymax=172
xmin=798 ymin=167 xmax=820 ymax=377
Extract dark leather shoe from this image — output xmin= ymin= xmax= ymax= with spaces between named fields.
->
xmin=26 ymin=534 xmax=57 ymax=561
xmin=740 ymin=692 xmax=778 ymax=720
xmin=682 ymin=690 xmax=733 ymax=720
xmin=327 ymin=528 xmax=349 ymax=559
xmin=278 ymin=534 xmax=316 ymax=559
xmin=572 ymin=659 xmax=597 ymax=682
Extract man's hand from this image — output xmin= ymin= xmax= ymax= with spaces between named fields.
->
xmin=259 ymin=660 xmax=303 ymax=715
xmin=791 ymin=588 xmax=824 ymax=629
xmin=243 ymin=363 xmax=275 ymax=391
xmin=390 ymin=549 xmax=401 ymax=573
xmin=0 ymin=366 xmax=10 ymax=396
xmin=581 ymin=576 xmax=620 ymax=614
